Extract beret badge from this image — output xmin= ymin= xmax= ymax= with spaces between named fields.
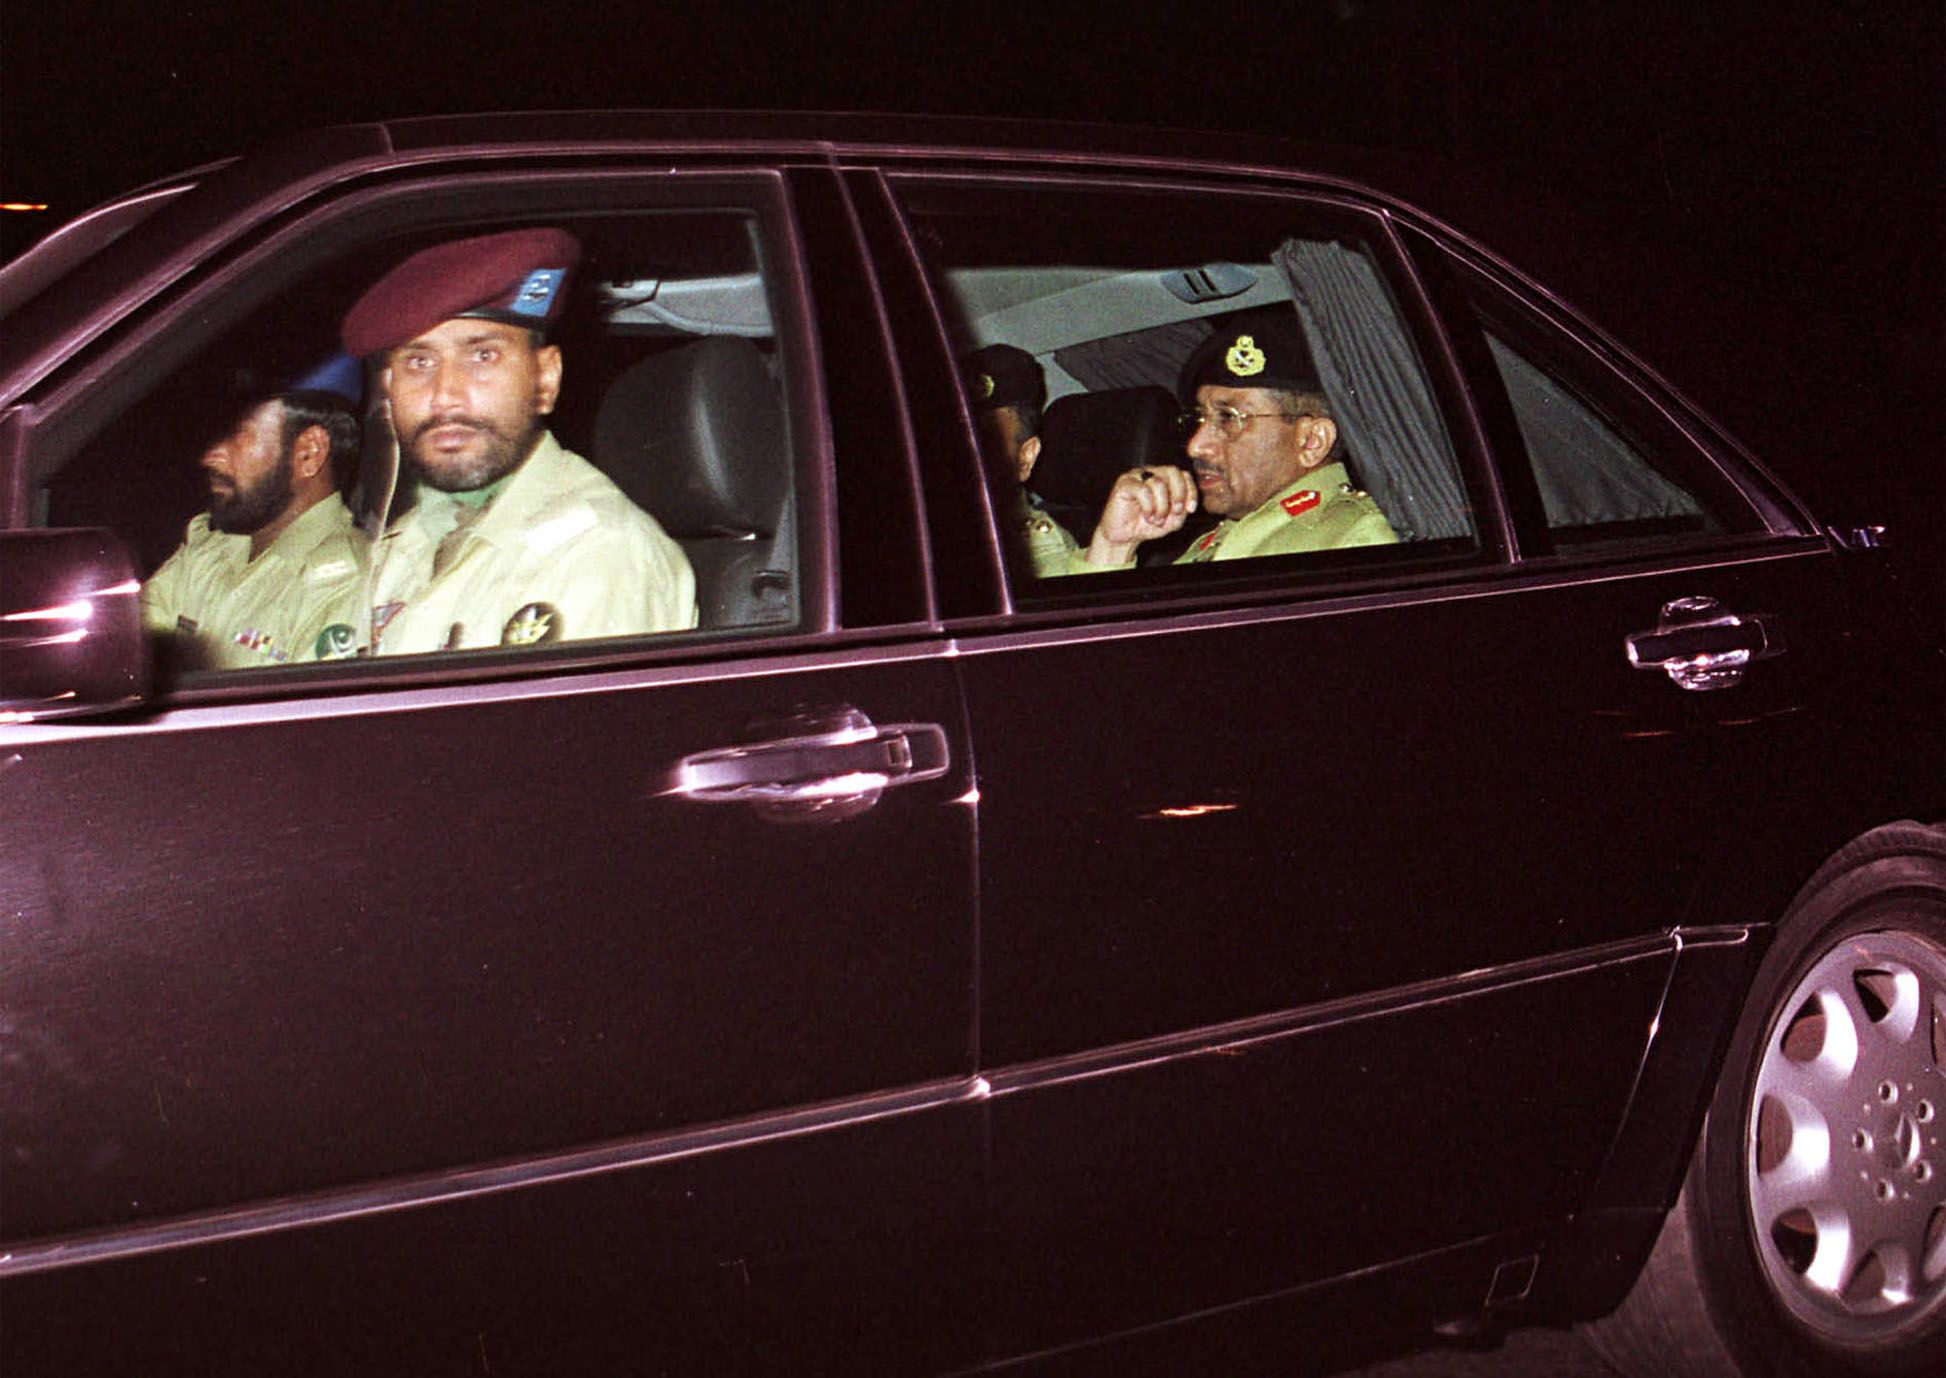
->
xmin=1226 ymin=335 xmax=1267 ymax=377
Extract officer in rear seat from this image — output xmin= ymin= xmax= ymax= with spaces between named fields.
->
xmin=964 ymin=343 xmax=1077 ymax=579
xmin=1071 ymin=307 xmax=1396 ymax=571
xmin=341 ymin=228 xmax=696 ymax=654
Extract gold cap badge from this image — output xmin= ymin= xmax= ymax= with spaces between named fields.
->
xmin=978 ymin=373 xmax=995 ymax=399
xmin=1226 ymin=334 xmax=1266 ymax=377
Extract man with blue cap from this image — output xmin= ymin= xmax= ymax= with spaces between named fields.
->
xmin=141 ymin=355 xmax=368 ymax=669
xmin=341 ymin=227 xmax=695 ymax=654
xmin=1072 ymin=306 xmax=1397 ymax=570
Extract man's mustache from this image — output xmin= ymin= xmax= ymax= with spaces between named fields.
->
xmin=410 ymin=415 xmax=496 ymax=444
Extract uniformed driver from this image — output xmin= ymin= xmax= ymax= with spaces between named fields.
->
xmin=141 ymin=358 xmax=367 ymax=669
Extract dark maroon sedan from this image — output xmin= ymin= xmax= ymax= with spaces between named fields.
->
xmin=1 ymin=114 xmax=1940 ymax=1376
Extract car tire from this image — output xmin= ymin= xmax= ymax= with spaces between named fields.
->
xmin=1589 ymin=820 xmax=1946 ymax=1378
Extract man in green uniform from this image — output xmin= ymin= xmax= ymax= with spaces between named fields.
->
xmin=1071 ymin=306 xmax=1397 ymax=571
xmin=965 ymin=343 xmax=1077 ymax=578
xmin=340 ymin=228 xmax=696 ymax=655
xmin=141 ymin=360 xmax=366 ymax=669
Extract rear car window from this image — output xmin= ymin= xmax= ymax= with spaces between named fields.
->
xmin=892 ymin=178 xmax=1482 ymax=591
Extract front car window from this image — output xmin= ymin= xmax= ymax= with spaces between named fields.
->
xmin=36 ymin=185 xmax=803 ymax=682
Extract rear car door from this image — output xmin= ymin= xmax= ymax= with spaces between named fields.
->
xmin=0 ymin=150 xmax=980 ymax=1374
xmin=873 ymin=167 xmax=1856 ymax=1354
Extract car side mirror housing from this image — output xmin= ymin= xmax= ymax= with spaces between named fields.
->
xmin=0 ymin=528 xmax=149 ymax=721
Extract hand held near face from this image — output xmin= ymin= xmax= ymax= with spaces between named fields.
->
xmin=1086 ymin=465 xmax=1197 ymax=565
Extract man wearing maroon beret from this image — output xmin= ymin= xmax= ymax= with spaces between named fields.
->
xmin=1073 ymin=306 xmax=1396 ymax=570
xmin=342 ymin=228 xmax=696 ymax=654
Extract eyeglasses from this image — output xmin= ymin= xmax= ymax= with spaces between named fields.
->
xmin=1176 ymin=406 xmax=1299 ymax=440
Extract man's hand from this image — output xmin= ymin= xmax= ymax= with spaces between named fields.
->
xmin=1085 ymin=465 xmax=1198 ymax=566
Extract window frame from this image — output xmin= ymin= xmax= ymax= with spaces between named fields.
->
xmin=16 ymin=163 xmax=846 ymax=697
xmin=874 ymin=167 xmax=1520 ymax=625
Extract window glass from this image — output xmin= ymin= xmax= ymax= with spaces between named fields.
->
xmin=41 ymin=198 xmax=801 ymax=678
xmin=894 ymin=181 xmax=1478 ymax=589
xmin=1481 ymin=324 xmax=1724 ymax=546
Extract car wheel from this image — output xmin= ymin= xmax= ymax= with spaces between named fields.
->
xmin=1590 ymin=821 xmax=1946 ymax=1377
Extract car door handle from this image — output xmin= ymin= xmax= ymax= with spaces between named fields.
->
xmin=1627 ymin=595 xmax=1784 ymax=691
xmin=662 ymin=707 xmax=950 ymax=819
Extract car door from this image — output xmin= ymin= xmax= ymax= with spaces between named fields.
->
xmin=0 ymin=153 xmax=981 ymax=1375
xmin=872 ymin=166 xmax=1848 ymax=1354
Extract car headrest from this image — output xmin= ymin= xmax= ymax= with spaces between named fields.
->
xmin=593 ymin=336 xmax=787 ymax=538
xmin=1028 ymin=385 xmax=1183 ymax=514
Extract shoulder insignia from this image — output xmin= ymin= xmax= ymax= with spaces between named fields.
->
xmin=308 ymin=558 xmax=354 ymax=582
xmin=1225 ymin=334 xmax=1266 ymax=377
xmin=175 ymin=615 xmax=200 ymax=636
xmin=1281 ymin=489 xmax=1322 ymax=517
xmin=502 ymin=602 xmax=561 ymax=647
xmin=1197 ymin=528 xmax=1222 ymax=551
xmin=314 ymin=623 xmax=358 ymax=660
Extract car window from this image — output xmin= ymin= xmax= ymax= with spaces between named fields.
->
xmin=1437 ymin=257 xmax=1779 ymax=554
xmin=34 ymin=180 xmax=807 ymax=680
xmin=1483 ymin=327 xmax=1708 ymax=536
xmin=892 ymin=180 xmax=1483 ymax=593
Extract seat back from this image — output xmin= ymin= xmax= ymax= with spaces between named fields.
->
xmin=593 ymin=337 xmax=792 ymax=628
xmin=1027 ymin=385 xmax=1184 ymax=545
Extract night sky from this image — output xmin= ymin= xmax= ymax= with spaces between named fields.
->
xmin=5 ymin=1 xmax=1940 ymax=527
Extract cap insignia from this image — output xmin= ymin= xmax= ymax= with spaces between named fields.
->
xmin=978 ymin=372 xmax=995 ymax=399
xmin=1226 ymin=334 xmax=1266 ymax=377
xmin=507 ymin=268 xmax=565 ymax=318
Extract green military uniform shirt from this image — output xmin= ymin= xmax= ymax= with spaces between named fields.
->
xmin=141 ymin=494 xmax=366 ymax=669
xmin=1020 ymin=490 xmax=1079 ymax=578
xmin=369 ymin=431 xmax=697 ymax=655
xmin=1068 ymin=462 xmax=1397 ymax=573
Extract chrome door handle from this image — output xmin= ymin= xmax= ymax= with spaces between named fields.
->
xmin=663 ymin=707 xmax=950 ymax=820
xmin=1627 ymin=596 xmax=1783 ymax=691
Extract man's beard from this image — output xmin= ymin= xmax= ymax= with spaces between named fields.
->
xmin=208 ymin=456 xmax=294 ymax=534
xmin=409 ymin=415 xmax=540 ymax=493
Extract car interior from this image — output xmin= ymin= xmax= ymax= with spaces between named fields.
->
xmin=36 ymin=205 xmax=1729 ymax=673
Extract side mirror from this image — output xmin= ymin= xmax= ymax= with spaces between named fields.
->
xmin=0 ymin=528 xmax=149 ymax=722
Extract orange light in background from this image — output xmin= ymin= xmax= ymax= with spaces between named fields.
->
xmin=1 ymin=203 xmax=51 ymax=212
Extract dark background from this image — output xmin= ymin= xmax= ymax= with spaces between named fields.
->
xmin=4 ymin=0 xmax=1940 ymax=537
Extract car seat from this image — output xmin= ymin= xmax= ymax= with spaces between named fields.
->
xmin=593 ymin=336 xmax=793 ymax=629
xmin=1029 ymin=385 xmax=1215 ymax=562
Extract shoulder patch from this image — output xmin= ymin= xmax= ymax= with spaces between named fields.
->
xmin=524 ymin=506 xmax=599 ymax=554
xmin=1281 ymin=489 xmax=1322 ymax=517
